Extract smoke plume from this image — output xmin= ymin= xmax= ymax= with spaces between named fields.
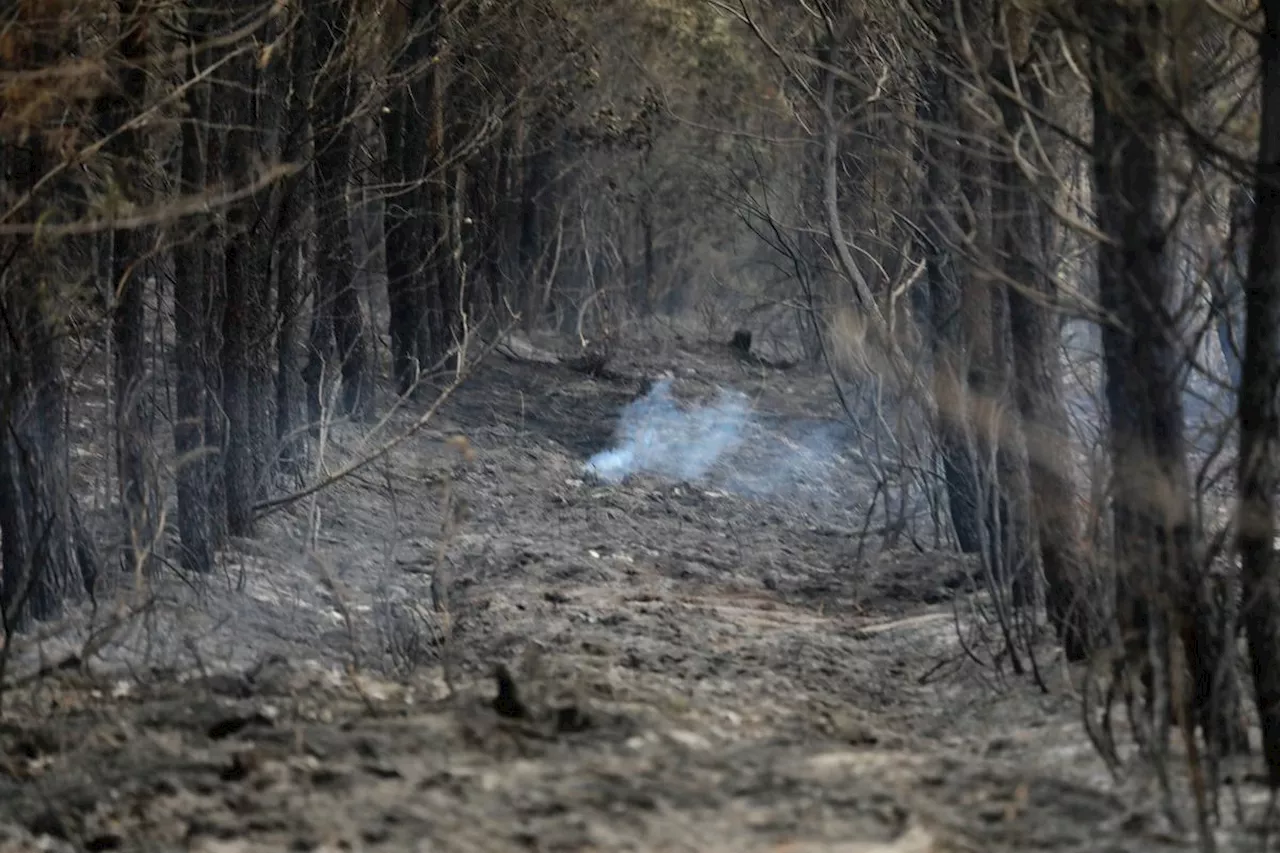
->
xmin=584 ymin=379 xmax=855 ymax=510
xmin=585 ymin=379 xmax=750 ymax=484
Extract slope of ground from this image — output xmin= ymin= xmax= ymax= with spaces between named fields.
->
xmin=0 ymin=330 xmax=1252 ymax=852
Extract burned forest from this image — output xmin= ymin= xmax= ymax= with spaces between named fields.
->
xmin=4 ymin=0 xmax=1280 ymax=850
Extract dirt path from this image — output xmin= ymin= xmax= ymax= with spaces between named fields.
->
xmin=0 ymin=337 xmax=1220 ymax=851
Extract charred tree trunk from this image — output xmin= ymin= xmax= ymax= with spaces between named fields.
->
xmin=299 ymin=6 xmax=329 ymax=431
xmin=203 ymin=114 xmax=229 ymax=549
xmin=308 ymin=0 xmax=370 ymax=419
xmin=448 ymin=164 xmax=468 ymax=347
xmin=384 ymin=86 xmax=419 ymax=393
xmin=1091 ymin=3 xmax=1245 ymax=757
xmin=105 ymin=0 xmax=156 ymax=571
xmin=1092 ymin=7 xmax=1175 ymax=746
xmin=488 ymin=143 xmax=513 ymax=322
xmin=0 ymin=284 xmax=100 ymax=625
xmin=352 ymin=113 xmax=387 ymax=349
xmin=498 ymin=113 xmax=527 ymax=324
xmin=989 ymin=281 xmax=1038 ymax=611
xmin=172 ymin=8 xmax=213 ymax=574
xmin=0 ymin=136 xmax=99 ymax=625
xmin=407 ymin=40 xmax=435 ymax=370
xmin=520 ymin=144 xmax=552 ymax=331
xmin=303 ymin=274 xmax=336 ymax=430
xmin=950 ymin=0 xmax=1034 ymax=611
xmin=276 ymin=11 xmax=314 ymax=465
xmin=992 ymin=13 xmax=1091 ymax=658
xmin=251 ymin=10 xmax=286 ymax=484
xmin=918 ymin=16 xmax=988 ymax=560
xmin=919 ymin=0 xmax=1036 ymax=638
xmin=330 ymin=144 xmax=371 ymax=414
xmin=276 ymin=213 xmax=310 ymax=456
xmin=220 ymin=34 xmax=272 ymax=538
xmin=466 ymin=144 xmax=504 ymax=328
xmin=1240 ymin=0 xmax=1280 ymax=787
xmin=427 ymin=18 xmax=462 ymax=368
xmin=384 ymin=0 xmax=436 ymax=392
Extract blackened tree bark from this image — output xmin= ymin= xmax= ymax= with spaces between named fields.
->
xmin=1239 ymin=0 xmax=1280 ymax=787
xmin=275 ymin=9 xmax=314 ymax=465
xmin=428 ymin=7 xmax=463 ymax=368
xmin=924 ymin=256 xmax=984 ymax=555
xmin=352 ymin=115 xmax=387 ymax=345
xmin=989 ymin=274 xmax=1038 ymax=611
xmin=105 ymin=0 xmax=156 ymax=571
xmin=940 ymin=0 xmax=1036 ymax=612
xmin=307 ymin=0 xmax=371 ymax=419
xmin=991 ymin=9 xmax=1091 ymax=659
xmin=384 ymin=0 xmax=434 ymax=393
xmin=384 ymin=86 xmax=425 ymax=393
xmin=447 ymin=163 xmax=468 ymax=350
xmin=303 ymin=15 xmax=336 ymax=427
xmin=913 ymin=0 xmax=1039 ymax=646
xmin=220 ymin=41 xmax=264 ymax=538
xmin=171 ymin=6 xmax=213 ymax=574
xmin=520 ymin=143 xmax=554 ymax=330
xmin=917 ymin=4 xmax=992 ymax=561
xmin=1091 ymin=2 xmax=1244 ymax=756
xmin=407 ymin=7 xmax=437 ymax=369
xmin=476 ymin=143 xmax=508 ymax=322
xmin=203 ymin=116 xmax=229 ymax=548
xmin=918 ymin=84 xmax=980 ymax=555
xmin=384 ymin=87 xmax=409 ymax=385
xmin=252 ymin=10 xmax=285 ymax=484
xmin=0 ymin=283 xmax=100 ymax=624
xmin=0 ymin=137 xmax=99 ymax=625
xmin=303 ymin=274 xmax=336 ymax=429
xmin=499 ymin=110 xmax=528 ymax=325
xmin=219 ymin=2 xmax=275 ymax=538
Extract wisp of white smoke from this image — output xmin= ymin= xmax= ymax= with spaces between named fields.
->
xmin=582 ymin=378 xmax=869 ymax=520
xmin=584 ymin=379 xmax=750 ymax=484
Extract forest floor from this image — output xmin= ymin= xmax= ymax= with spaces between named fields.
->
xmin=0 ymin=324 xmax=1265 ymax=852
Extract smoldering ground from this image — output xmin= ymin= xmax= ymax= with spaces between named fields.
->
xmin=0 ymin=343 xmax=1198 ymax=852
xmin=584 ymin=378 xmax=870 ymax=514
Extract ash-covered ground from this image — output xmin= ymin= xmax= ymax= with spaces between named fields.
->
xmin=0 ymin=327 xmax=1262 ymax=852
